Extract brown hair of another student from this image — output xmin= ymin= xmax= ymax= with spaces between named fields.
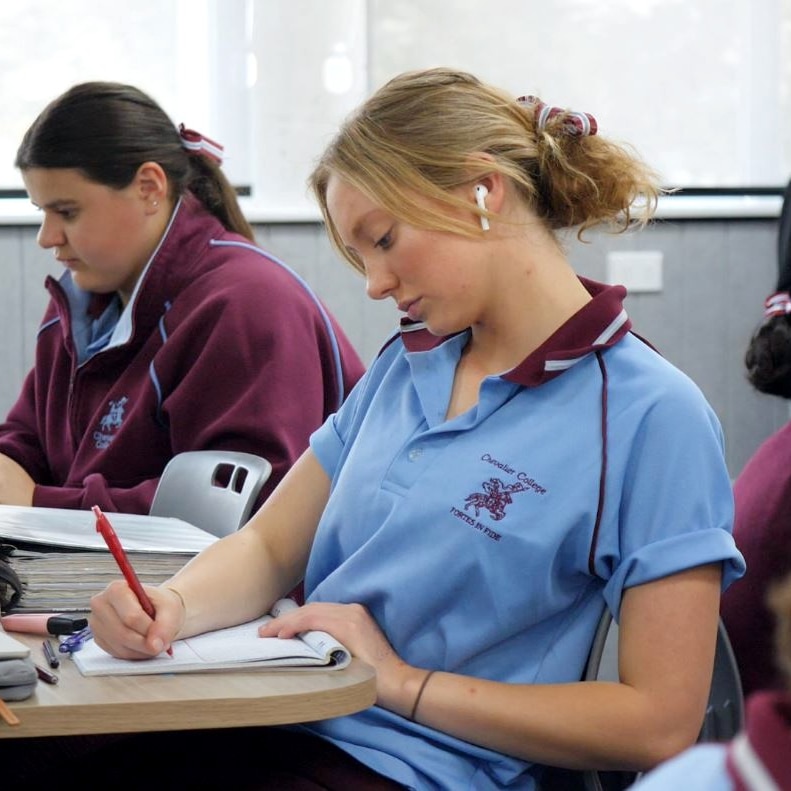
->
xmin=15 ymin=81 xmax=254 ymax=242
xmin=744 ymin=182 xmax=791 ymax=397
xmin=309 ymin=67 xmax=662 ymax=273
xmin=744 ymin=318 xmax=791 ymax=397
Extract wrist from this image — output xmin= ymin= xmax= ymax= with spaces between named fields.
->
xmin=378 ymin=661 xmax=437 ymax=720
xmin=163 ymin=585 xmax=187 ymax=636
xmin=410 ymin=669 xmax=436 ymax=721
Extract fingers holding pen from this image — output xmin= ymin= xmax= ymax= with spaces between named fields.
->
xmin=90 ymin=579 xmax=153 ymax=659
xmin=147 ymin=585 xmax=187 ymax=655
xmin=90 ymin=579 xmax=181 ymax=659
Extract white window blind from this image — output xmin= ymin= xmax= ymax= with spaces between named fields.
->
xmin=1 ymin=0 xmax=789 ymax=221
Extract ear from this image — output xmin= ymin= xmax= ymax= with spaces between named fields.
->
xmin=465 ymin=152 xmax=506 ymax=214
xmin=472 ymin=171 xmax=506 ymax=216
xmin=133 ymin=162 xmax=169 ymax=213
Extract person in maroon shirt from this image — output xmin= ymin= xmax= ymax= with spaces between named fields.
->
xmin=0 ymin=81 xmax=364 ymax=515
xmin=720 ymin=180 xmax=791 ymax=697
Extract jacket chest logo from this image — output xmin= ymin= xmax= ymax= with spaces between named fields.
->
xmin=93 ymin=396 xmax=128 ymax=449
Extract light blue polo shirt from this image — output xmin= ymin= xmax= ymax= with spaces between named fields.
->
xmin=632 ymin=690 xmax=791 ymax=790
xmin=301 ymin=280 xmax=745 ymax=791
xmin=629 ymin=745 xmax=732 ymax=790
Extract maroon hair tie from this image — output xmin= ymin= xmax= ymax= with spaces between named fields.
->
xmin=517 ymin=95 xmax=597 ymax=137
xmin=178 ymin=123 xmax=224 ymax=164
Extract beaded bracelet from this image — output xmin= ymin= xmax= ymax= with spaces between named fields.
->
xmin=410 ymin=669 xmax=436 ymax=721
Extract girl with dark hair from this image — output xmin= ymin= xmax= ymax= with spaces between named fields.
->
xmin=0 ymin=81 xmax=364 ymax=514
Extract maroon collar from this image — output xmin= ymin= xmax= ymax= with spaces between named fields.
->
xmin=399 ymin=278 xmax=631 ymax=387
xmin=86 ymin=291 xmax=118 ymax=320
xmin=725 ymin=691 xmax=791 ymax=789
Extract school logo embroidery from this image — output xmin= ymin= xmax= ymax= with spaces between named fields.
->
xmin=464 ymin=478 xmax=530 ymax=521
xmin=93 ymin=396 xmax=128 ymax=449
xmin=449 ymin=455 xmax=547 ymax=542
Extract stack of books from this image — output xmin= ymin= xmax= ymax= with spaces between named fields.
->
xmin=5 ymin=547 xmax=196 ymax=613
xmin=0 ymin=505 xmax=217 ymax=613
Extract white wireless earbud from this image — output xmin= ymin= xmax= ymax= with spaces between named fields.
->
xmin=474 ymin=184 xmax=490 ymax=231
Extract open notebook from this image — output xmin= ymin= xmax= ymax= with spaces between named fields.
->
xmin=71 ymin=598 xmax=351 ymax=676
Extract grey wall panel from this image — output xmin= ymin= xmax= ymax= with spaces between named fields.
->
xmin=0 ymin=230 xmax=25 ymax=411
xmin=20 ymin=227 xmax=61 ymax=360
xmin=1 ymin=218 xmax=786 ymax=479
xmin=2 ymin=228 xmax=59 ymax=410
xmin=549 ymin=219 xmax=783 ymax=476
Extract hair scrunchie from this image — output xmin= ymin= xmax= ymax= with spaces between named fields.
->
xmin=517 ymin=95 xmax=597 ymax=137
xmin=764 ymin=291 xmax=791 ymax=318
xmin=178 ymin=123 xmax=224 ymax=164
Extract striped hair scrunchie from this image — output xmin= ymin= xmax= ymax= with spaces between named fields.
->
xmin=178 ymin=123 xmax=224 ymax=164
xmin=517 ymin=95 xmax=597 ymax=137
xmin=764 ymin=291 xmax=791 ymax=318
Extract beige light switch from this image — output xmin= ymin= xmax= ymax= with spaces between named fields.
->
xmin=606 ymin=251 xmax=663 ymax=292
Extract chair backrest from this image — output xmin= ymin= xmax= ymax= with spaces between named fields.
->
xmin=698 ymin=618 xmax=745 ymax=742
xmin=149 ymin=450 xmax=272 ymax=538
xmin=580 ymin=609 xmax=745 ymax=791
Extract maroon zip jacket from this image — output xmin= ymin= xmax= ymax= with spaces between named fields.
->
xmin=0 ymin=192 xmax=365 ymax=514
xmin=721 ymin=419 xmax=791 ymax=696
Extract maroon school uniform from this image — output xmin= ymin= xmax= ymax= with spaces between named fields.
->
xmin=721 ymin=421 xmax=791 ymax=696
xmin=0 ymin=192 xmax=364 ymax=514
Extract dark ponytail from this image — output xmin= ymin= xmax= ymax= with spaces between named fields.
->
xmin=745 ymin=180 xmax=791 ymax=397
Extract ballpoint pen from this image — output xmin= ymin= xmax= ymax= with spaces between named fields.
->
xmin=92 ymin=505 xmax=173 ymax=657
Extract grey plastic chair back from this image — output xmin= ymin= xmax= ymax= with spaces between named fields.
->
xmin=150 ymin=451 xmax=272 ymax=538
xmin=580 ymin=610 xmax=745 ymax=791
xmin=698 ymin=618 xmax=745 ymax=742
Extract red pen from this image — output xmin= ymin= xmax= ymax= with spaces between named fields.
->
xmin=92 ymin=505 xmax=173 ymax=657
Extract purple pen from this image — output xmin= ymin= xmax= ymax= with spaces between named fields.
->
xmin=58 ymin=625 xmax=93 ymax=654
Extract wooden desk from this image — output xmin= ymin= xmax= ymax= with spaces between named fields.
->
xmin=1 ymin=634 xmax=376 ymax=739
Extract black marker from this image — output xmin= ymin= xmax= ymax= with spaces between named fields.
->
xmin=42 ymin=638 xmax=60 ymax=668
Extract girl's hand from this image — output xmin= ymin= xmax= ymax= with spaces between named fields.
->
xmin=0 ymin=455 xmax=34 ymax=506
xmin=258 ymin=601 xmax=429 ymax=718
xmin=90 ymin=581 xmax=185 ymax=660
